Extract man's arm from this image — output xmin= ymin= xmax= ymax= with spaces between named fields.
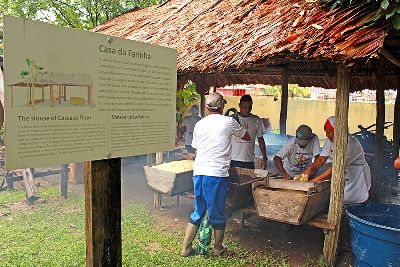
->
xmin=176 ymin=126 xmax=186 ymax=145
xmin=273 ymin=155 xmax=290 ymax=180
xmin=309 ymin=165 xmax=332 ymax=183
xmin=258 ymin=136 xmax=268 ymax=170
xmin=241 ymin=131 xmax=251 ymax=141
xmin=394 ymin=156 xmax=400 ymax=170
xmin=303 ymin=156 xmax=328 ymax=177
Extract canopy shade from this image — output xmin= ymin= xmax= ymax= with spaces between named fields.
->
xmin=93 ymin=0 xmax=400 ymax=92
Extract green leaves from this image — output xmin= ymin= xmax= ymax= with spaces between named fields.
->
xmin=321 ymin=0 xmax=400 ymax=31
xmin=176 ymin=81 xmax=200 ymax=124
xmin=393 ymin=12 xmax=400 ymax=29
xmin=381 ymin=0 xmax=389 ymax=10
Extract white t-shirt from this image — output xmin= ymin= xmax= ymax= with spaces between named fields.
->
xmin=192 ymin=114 xmax=246 ymax=177
xmin=321 ymin=136 xmax=371 ymax=204
xmin=231 ymin=114 xmax=265 ymax=162
xmin=275 ymin=135 xmax=321 ymax=177
xmin=181 ymin=114 xmax=202 ymax=145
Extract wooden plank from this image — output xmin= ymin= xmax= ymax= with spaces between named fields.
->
xmin=279 ymin=68 xmax=288 ymax=134
xmin=323 ymin=63 xmax=350 ymax=266
xmin=371 ymin=57 xmax=385 ymax=201
xmin=253 ymin=187 xmax=307 ymax=224
xmin=267 ymin=178 xmax=316 ymax=192
xmin=85 ymin=158 xmax=121 ymax=267
xmin=144 ymin=164 xmax=194 ymax=196
xmin=307 ymin=216 xmax=335 ymax=231
xmin=143 ymin=166 xmax=176 ymax=195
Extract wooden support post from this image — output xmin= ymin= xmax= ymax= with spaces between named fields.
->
xmin=393 ymin=90 xmax=400 ymax=158
xmin=147 ymin=154 xmax=155 ymax=165
xmin=85 ymin=158 xmax=121 ymax=267
xmin=370 ymin=58 xmax=385 ymax=201
xmin=61 ymin=164 xmax=68 ymax=199
xmin=6 ymin=174 xmax=14 ymax=190
xmin=200 ymin=92 xmax=206 ymax=117
xmin=22 ymin=168 xmax=39 ymax=205
xmin=323 ymin=63 xmax=350 ymax=266
xmin=156 ymin=152 xmax=163 ymax=164
xmin=153 ymin=191 xmax=162 ymax=208
xmin=279 ymin=68 xmax=288 ymax=134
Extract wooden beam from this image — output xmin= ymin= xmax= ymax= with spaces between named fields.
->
xmin=370 ymin=58 xmax=386 ymax=202
xmin=200 ymin=92 xmax=206 ymax=117
xmin=85 ymin=158 xmax=122 ymax=267
xmin=279 ymin=68 xmax=288 ymax=134
xmin=323 ymin=63 xmax=350 ymax=266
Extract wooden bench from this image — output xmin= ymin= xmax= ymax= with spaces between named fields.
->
xmin=240 ymin=206 xmax=335 ymax=230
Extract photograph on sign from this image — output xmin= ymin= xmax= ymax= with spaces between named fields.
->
xmin=4 ymin=16 xmax=177 ymax=170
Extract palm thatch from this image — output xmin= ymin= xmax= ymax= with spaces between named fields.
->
xmin=93 ymin=0 xmax=400 ymax=92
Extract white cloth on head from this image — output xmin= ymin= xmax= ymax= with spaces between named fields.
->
xmin=192 ymin=114 xmax=246 ymax=177
xmin=181 ymin=114 xmax=202 ymax=145
xmin=230 ymin=114 xmax=266 ymax=162
xmin=320 ymin=136 xmax=371 ymax=204
xmin=275 ymin=134 xmax=321 ymax=177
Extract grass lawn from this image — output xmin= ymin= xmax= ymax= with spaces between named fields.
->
xmin=0 ymin=188 xmax=325 ymax=267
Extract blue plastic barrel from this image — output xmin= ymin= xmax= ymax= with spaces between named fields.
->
xmin=346 ymin=203 xmax=400 ymax=267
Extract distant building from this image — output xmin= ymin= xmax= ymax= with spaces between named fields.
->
xmin=310 ymin=86 xmax=397 ymax=103
xmin=216 ymin=84 xmax=264 ymax=96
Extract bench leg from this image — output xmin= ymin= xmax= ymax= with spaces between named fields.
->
xmin=153 ymin=192 xmax=162 ymax=208
xmin=241 ymin=211 xmax=252 ymax=228
xmin=176 ymin=195 xmax=179 ymax=206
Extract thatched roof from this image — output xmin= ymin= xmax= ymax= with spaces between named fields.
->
xmin=93 ymin=0 xmax=400 ymax=92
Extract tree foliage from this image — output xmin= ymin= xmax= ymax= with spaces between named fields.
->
xmin=0 ymin=0 xmax=166 ymax=54
xmin=176 ymin=81 xmax=199 ymax=125
xmin=262 ymin=84 xmax=311 ymax=98
xmin=321 ymin=0 xmax=400 ymax=30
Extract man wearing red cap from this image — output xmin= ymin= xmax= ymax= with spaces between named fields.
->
xmin=302 ymin=116 xmax=371 ymax=204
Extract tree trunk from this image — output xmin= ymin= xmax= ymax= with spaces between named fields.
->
xmin=323 ymin=63 xmax=350 ymax=266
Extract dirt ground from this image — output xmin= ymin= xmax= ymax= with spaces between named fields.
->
xmin=11 ymin=156 xmax=352 ymax=267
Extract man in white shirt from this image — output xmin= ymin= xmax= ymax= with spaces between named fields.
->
xmin=181 ymin=92 xmax=250 ymax=257
xmin=230 ymin=95 xmax=267 ymax=170
xmin=274 ymin=125 xmax=320 ymax=180
xmin=302 ymin=116 xmax=371 ymax=205
xmin=177 ymin=105 xmax=202 ymax=153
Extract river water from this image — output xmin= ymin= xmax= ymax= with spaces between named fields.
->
xmin=224 ymin=96 xmax=395 ymax=140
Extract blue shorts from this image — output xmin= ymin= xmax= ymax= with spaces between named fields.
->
xmin=189 ymin=175 xmax=229 ymax=229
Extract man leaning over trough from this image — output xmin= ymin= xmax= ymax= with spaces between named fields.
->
xmin=301 ymin=116 xmax=371 ymax=205
xmin=274 ymin=124 xmax=320 ymax=180
xmin=181 ymin=92 xmax=251 ymax=257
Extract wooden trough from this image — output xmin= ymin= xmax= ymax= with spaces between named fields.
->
xmin=225 ymin=167 xmax=271 ymax=216
xmin=143 ymin=160 xmax=194 ymax=207
xmin=252 ymin=178 xmax=330 ymax=225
